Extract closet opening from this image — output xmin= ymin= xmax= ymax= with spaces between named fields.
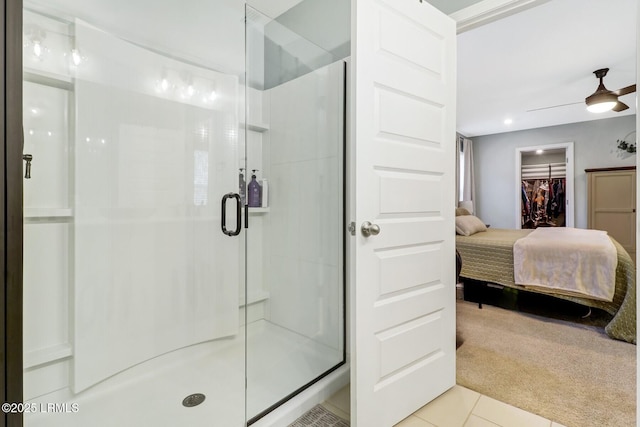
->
xmin=515 ymin=142 xmax=575 ymax=229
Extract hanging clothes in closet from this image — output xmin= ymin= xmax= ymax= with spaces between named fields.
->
xmin=520 ymin=162 xmax=566 ymax=229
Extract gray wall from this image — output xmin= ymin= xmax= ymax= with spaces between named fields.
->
xmin=473 ymin=115 xmax=636 ymax=229
xmin=265 ymin=0 xmax=350 ymax=89
xmin=426 ymin=0 xmax=486 ymax=14
xmin=274 ymin=0 xmax=350 ymax=58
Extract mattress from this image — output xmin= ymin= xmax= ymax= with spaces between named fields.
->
xmin=456 ymin=228 xmax=636 ymax=344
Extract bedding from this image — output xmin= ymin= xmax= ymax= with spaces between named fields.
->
xmin=513 ymin=228 xmax=617 ymax=301
xmin=456 ymin=228 xmax=636 ymax=344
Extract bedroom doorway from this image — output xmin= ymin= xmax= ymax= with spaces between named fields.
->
xmin=515 ymin=142 xmax=575 ymax=229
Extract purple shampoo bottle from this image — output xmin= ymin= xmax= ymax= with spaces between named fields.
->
xmin=247 ymin=169 xmax=261 ymax=207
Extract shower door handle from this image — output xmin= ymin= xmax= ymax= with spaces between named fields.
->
xmin=221 ymin=193 xmax=242 ymax=236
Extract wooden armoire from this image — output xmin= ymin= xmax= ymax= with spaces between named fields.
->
xmin=586 ymin=166 xmax=636 ymax=263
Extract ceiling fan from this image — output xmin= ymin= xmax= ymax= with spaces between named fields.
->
xmin=527 ymin=68 xmax=636 ymax=113
xmin=585 ymin=68 xmax=636 ymax=113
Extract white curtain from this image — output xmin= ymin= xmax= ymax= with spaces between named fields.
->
xmin=457 ymin=135 xmax=475 ymax=213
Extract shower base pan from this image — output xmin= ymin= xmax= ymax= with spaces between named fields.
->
xmin=24 ymin=320 xmax=341 ymax=427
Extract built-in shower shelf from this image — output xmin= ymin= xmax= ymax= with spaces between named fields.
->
xmin=24 ymin=67 xmax=74 ymax=88
xmin=239 ymin=290 xmax=270 ymax=307
xmin=24 ymin=208 xmax=73 ymax=218
xmin=242 ymin=122 xmax=270 ymax=133
xmin=25 ymin=343 xmax=72 ymax=369
xmin=248 ymin=207 xmax=270 ymax=214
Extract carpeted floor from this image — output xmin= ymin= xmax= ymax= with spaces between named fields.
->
xmin=456 ymin=300 xmax=636 ymax=427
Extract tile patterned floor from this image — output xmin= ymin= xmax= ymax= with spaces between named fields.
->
xmin=323 ymin=384 xmax=568 ymax=427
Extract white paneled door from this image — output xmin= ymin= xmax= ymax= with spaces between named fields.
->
xmin=351 ymin=0 xmax=456 ymax=426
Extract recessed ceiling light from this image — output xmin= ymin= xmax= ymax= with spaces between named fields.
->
xmin=504 ymin=118 xmax=513 ymax=125
xmin=536 ymin=149 xmax=544 ymax=154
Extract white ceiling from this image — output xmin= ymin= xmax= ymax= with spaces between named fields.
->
xmin=457 ymin=0 xmax=637 ymax=137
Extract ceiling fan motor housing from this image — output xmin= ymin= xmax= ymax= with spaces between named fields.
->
xmin=586 ymin=68 xmax=615 ymax=104
xmin=585 ymin=67 xmax=633 ymax=112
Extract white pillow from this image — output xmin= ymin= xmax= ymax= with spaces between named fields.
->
xmin=455 ymin=215 xmax=487 ymax=236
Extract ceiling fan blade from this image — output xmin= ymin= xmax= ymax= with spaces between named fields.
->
xmin=612 ymin=101 xmax=629 ymax=112
xmin=613 ymin=84 xmax=636 ymax=97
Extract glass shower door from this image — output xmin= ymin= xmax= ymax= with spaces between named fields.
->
xmin=22 ymin=3 xmax=247 ymax=426
xmin=245 ymin=6 xmax=346 ymax=422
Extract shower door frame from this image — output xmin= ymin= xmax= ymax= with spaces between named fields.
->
xmin=4 ymin=0 xmax=25 ymax=426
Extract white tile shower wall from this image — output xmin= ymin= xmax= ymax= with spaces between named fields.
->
xmin=23 ymin=222 xmax=71 ymax=401
xmin=246 ymin=213 xmax=265 ymax=301
xmin=22 ymin=10 xmax=74 ymax=401
xmin=240 ymin=114 xmax=267 ymax=310
xmin=23 ymin=223 xmax=69 ymax=359
xmin=248 ymin=86 xmax=265 ymax=125
xmin=24 ymin=359 xmax=70 ymax=402
xmin=71 ymin=20 xmax=241 ymax=392
xmin=263 ymin=61 xmax=344 ymax=351
xmin=23 ymin=10 xmax=74 ymax=78
xmin=247 ymin=130 xmax=265 ymax=193
xmin=23 ymin=82 xmax=70 ymax=210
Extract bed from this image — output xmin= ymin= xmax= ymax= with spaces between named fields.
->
xmin=456 ymin=225 xmax=636 ymax=344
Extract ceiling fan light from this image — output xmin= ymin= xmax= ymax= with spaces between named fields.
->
xmin=585 ymin=90 xmax=618 ymax=113
xmin=587 ymin=101 xmax=617 ymax=113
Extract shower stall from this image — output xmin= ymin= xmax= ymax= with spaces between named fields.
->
xmin=21 ymin=1 xmax=346 ymax=425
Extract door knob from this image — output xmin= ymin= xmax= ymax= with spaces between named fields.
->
xmin=361 ymin=221 xmax=380 ymax=237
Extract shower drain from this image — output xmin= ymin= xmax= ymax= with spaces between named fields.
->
xmin=182 ymin=393 xmax=206 ymax=407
